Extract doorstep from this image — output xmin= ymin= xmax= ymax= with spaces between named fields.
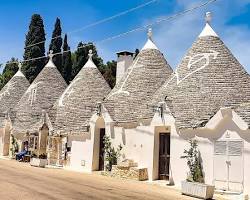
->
xmin=0 ymin=156 xmax=11 ymax=160
xmin=46 ymin=164 xmax=63 ymax=169
xmin=214 ymin=190 xmax=249 ymax=200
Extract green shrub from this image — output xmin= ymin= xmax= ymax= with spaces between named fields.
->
xmin=103 ymin=135 xmax=122 ymax=171
xmin=10 ymin=135 xmax=19 ymax=158
xmin=181 ymin=140 xmax=204 ymax=183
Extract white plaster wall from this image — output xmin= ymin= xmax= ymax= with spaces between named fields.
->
xmin=149 ymin=107 xmax=250 ymax=193
xmin=0 ymin=121 xmax=11 ymax=156
xmin=180 ymin=111 xmax=250 ymax=195
xmin=0 ymin=128 xmax=4 ymax=156
xmin=66 ymin=105 xmax=250 ymax=196
xmin=243 ymin=138 xmax=250 ymax=195
xmin=70 ymin=134 xmax=93 ymax=172
xmin=150 ymin=111 xmax=189 ymax=185
xmin=69 ymin=114 xmax=106 ymax=172
xmin=109 ymin=125 xmax=156 ymax=180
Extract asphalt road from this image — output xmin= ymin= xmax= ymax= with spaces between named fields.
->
xmin=0 ymin=159 xmax=193 ymax=200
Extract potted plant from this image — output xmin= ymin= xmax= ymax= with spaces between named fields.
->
xmin=30 ymin=153 xmax=47 ymax=168
xmin=181 ymin=140 xmax=214 ymax=199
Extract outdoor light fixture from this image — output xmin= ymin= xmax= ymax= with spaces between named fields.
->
xmin=147 ymin=104 xmax=164 ymax=118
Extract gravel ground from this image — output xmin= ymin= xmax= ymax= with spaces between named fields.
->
xmin=0 ymin=159 xmax=195 ymax=200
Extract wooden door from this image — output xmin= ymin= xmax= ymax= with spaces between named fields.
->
xmin=99 ymin=128 xmax=105 ymax=171
xmin=159 ymin=133 xmax=170 ymax=180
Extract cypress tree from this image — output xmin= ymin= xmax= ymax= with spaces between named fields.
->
xmin=62 ymin=34 xmax=72 ymax=83
xmin=49 ymin=17 xmax=63 ymax=72
xmin=23 ymin=14 xmax=46 ymax=83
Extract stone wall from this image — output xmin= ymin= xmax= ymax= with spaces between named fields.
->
xmin=111 ymin=165 xmax=148 ymax=181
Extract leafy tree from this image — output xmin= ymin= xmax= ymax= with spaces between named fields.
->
xmin=23 ymin=14 xmax=46 ymax=83
xmin=71 ymin=42 xmax=104 ymax=80
xmin=181 ymin=140 xmax=204 ymax=183
xmin=71 ymin=42 xmax=117 ymax=87
xmin=62 ymin=34 xmax=72 ymax=83
xmin=103 ymin=60 xmax=116 ymax=88
xmin=0 ymin=58 xmax=19 ymax=90
xmin=49 ymin=17 xmax=63 ymax=72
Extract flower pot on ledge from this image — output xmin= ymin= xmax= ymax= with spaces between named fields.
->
xmin=181 ymin=181 xmax=215 ymax=199
xmin=30 ymin=158 xmax=47 ymax=168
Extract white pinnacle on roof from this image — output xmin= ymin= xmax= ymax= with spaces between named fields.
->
xmin=45 ymin=50 xmax=56 ymax=68
xmin=141 ymin=28 xmax=159 ymax=50
xmin=13 ymin=62 xmax=25 ymax=77
xmin=199 ymin=12 xmax=218 ymax=38
xmin=84 ymin=50 xmax=97 ymax=68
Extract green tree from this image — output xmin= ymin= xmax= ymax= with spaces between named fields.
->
xmin=71 ymin=42 xmax=104 ymax=80
xmin=62 ymin=34 xmax=72 ymax=83
xmin=103 ymin=60 xmax=117 ymax=88
xmin=181 ymin=140 xmax=204 ymax=183
xmin=0 ymin=58 xmax=19 ymax=90
xmin=23 ymin=14 xmax=46 ymax=83
xmin=49 ymin=17 xmax=63 ymax=72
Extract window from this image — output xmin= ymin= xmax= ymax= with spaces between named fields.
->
xmin=29 ymin=136 xmax=38 ymax=150
xmin=228 ymin=141 xmax=243 ymax=156
xmin=214 ymin=141 xmax=227 ymax=155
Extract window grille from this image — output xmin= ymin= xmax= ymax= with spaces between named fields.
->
xmin=214 ymin=141 xmax=227 ymax=155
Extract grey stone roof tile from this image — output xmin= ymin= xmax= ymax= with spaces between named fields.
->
xmin=13 ymin=60 xmax=67 ymax=133
xmin=50 ymin=55 xmax=111 ymax=134
xmin=104 ymin=40 xmax=173 ymax=124
xmin=0 ymin=70 xmax=30 ymax=127
xmin=153 ymin=34 xmax=250 ymax=129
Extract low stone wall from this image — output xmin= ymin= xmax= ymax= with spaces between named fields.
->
xmin=111 ymin=165 xmax=148 ymax=181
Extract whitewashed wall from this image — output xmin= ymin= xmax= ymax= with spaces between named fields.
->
xmin=67 ymin=106 xmax=250 ymax=196
xmin=0 ymin=127 xmax=4 ymax=156
xmin=109 ymin=125 xmax=155 ymax=180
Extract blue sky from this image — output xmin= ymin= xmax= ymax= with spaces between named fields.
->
xmin=0 ymin=0 xmax=250 ymax=72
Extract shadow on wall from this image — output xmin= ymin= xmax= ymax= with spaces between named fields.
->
xmin=179 ymin=116 xmax=250 ymax=144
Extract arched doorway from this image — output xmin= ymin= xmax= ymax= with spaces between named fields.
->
xmin=93 ymin=117 xmax=105 ymax=171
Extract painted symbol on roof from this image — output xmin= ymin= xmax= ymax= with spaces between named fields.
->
xmin=0 ymin=82 xmax=14 ymax=101
xmin=176 ymin=50 xmax=219 ymax=85
xmin=27 ymin=81 xmax=43 ymax=106
xmin=107 ymin=58 xmax=143 ymax=99
xmin=59 ymin=77 xmax=82 ymax=107
xmin=162 ymin=50 xmax=219 ymax=89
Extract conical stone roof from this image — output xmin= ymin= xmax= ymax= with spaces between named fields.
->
xmin=13 ymin=53 xmax=67 ymax=133
xmin=104 ymin=29 xmax=173 ymax=124
xmin=0 ymin=65 xmax=30 ymax=127
xmin=153 ymin=12 xmax=250 ymax=129
xmin=51 ymin=50 xmax=111 ymax=134
xmin=234 ymin=103 xmax=250 ymax=128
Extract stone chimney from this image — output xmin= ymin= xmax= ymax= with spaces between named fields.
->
xmin=116 ymin=51 xmax=134 ymax=84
